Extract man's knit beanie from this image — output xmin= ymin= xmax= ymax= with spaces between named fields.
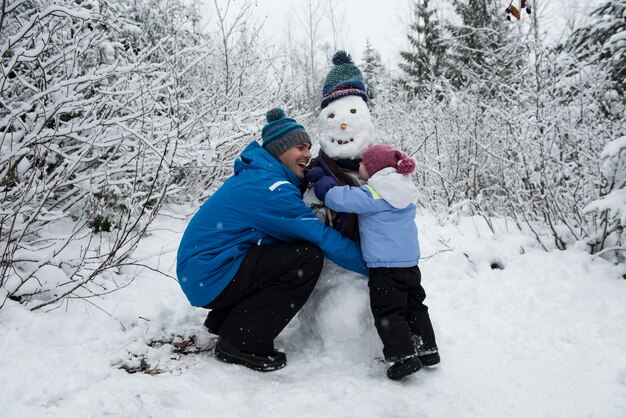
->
xmin=262 ymin=108 xmax=311 ymax=157
xmin=321 ymin=50 xmax=369 ymax=109
xmin=362 ymin=145 xmax=416 ymax=177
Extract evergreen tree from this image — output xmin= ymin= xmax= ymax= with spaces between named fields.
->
xmin=446 ymin=0 xmax=524 ymax=92
xmin=563 ymin=0 xmax=626 ymax=96
xmin=398 ymin=0 xmax=447 ymax=95
xmin=361 ymin=40 xmax=384 ymax=103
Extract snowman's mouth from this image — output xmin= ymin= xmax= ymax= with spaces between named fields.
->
xmin=331 ymin=138 xmax=355 ymax=145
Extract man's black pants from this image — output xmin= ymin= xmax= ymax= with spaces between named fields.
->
xmin=204 ymin=243 xmax=323 ymax=355
xmin=368 ymin=266 xmax=437 ymax=361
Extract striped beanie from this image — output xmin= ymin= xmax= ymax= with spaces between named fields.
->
xmin=321 ymin=50 xmax=369 ymax=109
xmin=262 ymin=108 xmax=311 ymax=157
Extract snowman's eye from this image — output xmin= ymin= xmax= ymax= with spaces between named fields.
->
xmin=350 ymin=109 xmax=357 ymax=114
xmin=327 ymin=113 xmax=335 ymax=119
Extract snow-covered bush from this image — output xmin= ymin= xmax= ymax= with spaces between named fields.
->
xmin=369 ymin=1 xmax=625 ymax=256
xmin=0 ymin=1 xmax=175 ymax=309
xmin=0 ymin=0 xmax=295 ymax=310
xmin=584 ymin=136 xmax=626 ymax=261
xmin=372 ymin=56 xmax=622 ymax=253
xmin=0 ymin=0 xmax=206 ymax=309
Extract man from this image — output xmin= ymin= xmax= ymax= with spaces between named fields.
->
xmin=177 ymin=108 xmax=367 ymax=372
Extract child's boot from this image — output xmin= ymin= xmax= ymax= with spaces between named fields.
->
xmin=387 ymin=355 xmax=422 ymax=380
xmin=418 ymin=349 xmax=440 ymax=366
xmin=412 ymin=334 xmax=440 ymax=366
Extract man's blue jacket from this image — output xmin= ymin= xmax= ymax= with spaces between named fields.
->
xmin=177 ymin=141 xmax=367 ymax=307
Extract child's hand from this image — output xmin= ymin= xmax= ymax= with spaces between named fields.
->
xmin=314 ymin=176 xmax=338 ymax=201
xmin=307 ymin=167 xmax=326 ymax=183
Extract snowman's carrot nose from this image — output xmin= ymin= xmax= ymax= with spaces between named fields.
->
xmin=340 ymin=123 xmax=347 ymax=130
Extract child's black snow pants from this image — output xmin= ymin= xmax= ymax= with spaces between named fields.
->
xmin=368 ymin=266 xmax=437 ymax=361
xmin=204 ymin=243 xmax=323 ymax=355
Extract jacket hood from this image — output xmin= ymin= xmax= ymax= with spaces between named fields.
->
xmin=234 ymin=141 xmax=302 ymax=187
xmin=368 ymin=167 xmax=418 ymax=209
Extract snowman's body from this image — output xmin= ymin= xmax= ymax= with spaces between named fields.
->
xmin=298 ymin=95 xmax=381 ymax=362
xmin=297 ymin=50 xmax=382 ymax=363
xmin=303 ymin=95 xmax=375 ymax=240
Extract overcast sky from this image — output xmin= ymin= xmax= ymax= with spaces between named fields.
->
xmin=204 ymin=0 xmax=605 ymax=69
xmin=250 ymin=0 xmax=408 ymax=68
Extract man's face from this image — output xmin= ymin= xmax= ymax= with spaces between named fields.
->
xmin=279 ymin=142 xmax=312 ymax=179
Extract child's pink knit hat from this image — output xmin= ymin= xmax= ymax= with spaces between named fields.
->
xmin=362 ymin=145 xmax=416 ymax=177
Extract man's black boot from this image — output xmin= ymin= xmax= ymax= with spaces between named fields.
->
xmin=214 ymin=338 xmax=287 ymax=372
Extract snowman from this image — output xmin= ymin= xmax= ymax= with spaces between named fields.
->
xmin=304 ymin=50 xmax=375 ymax=242
xmin=286 ymin=51 xmax=382 ymax=363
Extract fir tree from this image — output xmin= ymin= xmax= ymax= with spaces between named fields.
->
xmin=361 ymin=40 xmax=384 ymax=103
xmin=563 ymin=0 xmax=626 ymax=96
xmin=398 ymin=0 xmax=447 ymax=95
xmin=446 ymin=0 xmax=524 ymax=92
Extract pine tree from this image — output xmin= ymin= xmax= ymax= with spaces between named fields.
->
xmin=446 ymin=0 xmax=524 ymax=92
xmin=361 ymin=40 xmax=384 ymax=103
xmin=563 ymin=0 xmax=626 ymax=96
xmin=398 ymin=0 xmax=447 ymax=95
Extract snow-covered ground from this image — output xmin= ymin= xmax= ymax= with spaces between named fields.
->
xmin=1 ymin=209 xmax=625 ymax=418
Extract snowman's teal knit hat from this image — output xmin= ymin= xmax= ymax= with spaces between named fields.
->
xmin=321 ymin=50 xmax=368 ymax=109
xmin=262 ymin=108 xmax=311 ymax=157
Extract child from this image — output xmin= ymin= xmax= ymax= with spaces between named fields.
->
xmin=308 ymin=144 xmax=440 ymax=380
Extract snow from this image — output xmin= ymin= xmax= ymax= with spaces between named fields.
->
xmin=601 ymin=136 xmax=626 ymax=159
xmin=1 ymin=211 xmax=626 ymax=417
xmin=606 ymin=28 xmax=626 ymax=53
xmin=585 ymin=188 xmax=626 ymax=225
xmin=586 ymin=135 xmax=626 ymax=225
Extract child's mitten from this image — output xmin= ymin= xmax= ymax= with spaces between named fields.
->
xmin=314 ymin=176 xmax=338 ymax=201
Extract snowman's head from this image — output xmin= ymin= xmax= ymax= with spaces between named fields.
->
xmin=318 ymin=95 xmax=374 ymax=159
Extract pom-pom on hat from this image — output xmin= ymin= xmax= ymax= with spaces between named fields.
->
xmin=362 ymin=144 xmax=416 ymax=177
xmin=262 ymin=108 xmax=311 ymax=157
xmin=321 ymin=50 xmax=368 ymax=109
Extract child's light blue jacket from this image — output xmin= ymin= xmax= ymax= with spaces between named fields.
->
xmin=325 ymin=167 xmax=420 ymax=268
